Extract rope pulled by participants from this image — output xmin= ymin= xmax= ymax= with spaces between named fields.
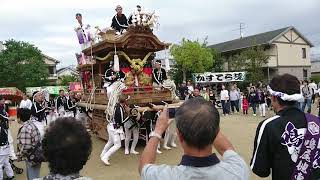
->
xmin=105 ymin=81 xmax=127 ymax=122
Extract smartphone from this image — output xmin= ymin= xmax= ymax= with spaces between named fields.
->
xmin=168 ymin=108 xmax=176 ymax=119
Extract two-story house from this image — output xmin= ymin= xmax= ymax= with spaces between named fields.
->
xmin=1 ymin=41 xmax=60 ymax=85
xmin=57 ymin=65 xmax=79 ymax=77
xmin=43 ymin=54 xmax=60 ymax=85
xmin=56 ymin=65 xmax=79 ymax=84
xmin=209 ymin=26 xmax=314 ymax=81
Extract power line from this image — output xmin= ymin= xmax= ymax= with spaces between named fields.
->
xmin=232 ymin=23 xmax=246 ymax=38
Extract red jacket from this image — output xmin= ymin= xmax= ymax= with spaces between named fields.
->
xmin=242 ymin=99 xmax=249 ymax=110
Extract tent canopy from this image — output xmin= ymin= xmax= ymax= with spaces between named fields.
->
xmin=0 ymin=87 xmax=24 ymax=102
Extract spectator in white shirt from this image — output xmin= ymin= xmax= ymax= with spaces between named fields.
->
xmin=187 ymin=81 xmax=194 ymax=94
xmin=220 ymin=85 xmax=230 ymax=115
xmin=139 ymin=98 xmax=249 ymax=180
xmin=301 ymin=80 xmax=312 ymax=113
xmin=19 ymin=95 xmax=32 ymax=110
xmin=229 ymin=86 xmax=240 ymax=113
xmin=309 ymin=80 xmax=317 ymax=104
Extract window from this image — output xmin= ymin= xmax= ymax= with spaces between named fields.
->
xmin=303 ymin=69 xmax=308 ymax=80
xmin=48 ymin=66 xmax=55 ymax=75
xmin=302 ymin=48 xmax=306 ymax=59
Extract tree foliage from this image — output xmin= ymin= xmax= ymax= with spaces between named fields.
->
xmin=169 ymin=65 xmax=193 ymax=85
xmin=0 ymin=40 xmax=48 ymax=91
xmin=229 ymin=46 xmax=269 ymax=83
xmin=59 ymin=75 xmax=79 ymax=86
xmin=170 ymin=38 xmax=214 ymax=82
xmin=311 ymin=75 xmax=320 ymax=83
xmin=211 ymin=49 xmax=224 ymax=72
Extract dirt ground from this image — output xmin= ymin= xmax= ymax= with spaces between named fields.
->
xmin=10 ymin=104 xmax=319 ymax=180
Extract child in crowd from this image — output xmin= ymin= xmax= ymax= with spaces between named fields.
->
xmin=242 ymin=95 xmax=249 ymax=115
xmin=266 ymin=94 xmax=272 ymax=110
xmin=239 ymin=92 xmax=244 ymax=110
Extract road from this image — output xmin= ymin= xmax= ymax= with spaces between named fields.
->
xmin=11 ymin=105 xmax=318 ymax=180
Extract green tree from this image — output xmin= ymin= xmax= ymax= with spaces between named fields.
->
xmin=211 ymin=49 xmax=224 ymax=72
xmin=311 ymin=75 xmax=320 ymax=84
xmin=59 ymin=75 xmax=79 ymax=86
xmin=0 ymin=40 xmax=48 ymax=91
xmin=230 ymin=46 xmax=269 ymax=82
xmin=169 ymin=64 xmax=193 ymax=85
xmin=170 ymin=38 xmax=213 ymax=82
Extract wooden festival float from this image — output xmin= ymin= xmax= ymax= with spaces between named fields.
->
xmin=77 ymin=25 xmax=182 ymax=140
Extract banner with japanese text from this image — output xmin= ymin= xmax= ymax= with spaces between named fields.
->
xmin=193 ymin=72 xmax=245 ymax=83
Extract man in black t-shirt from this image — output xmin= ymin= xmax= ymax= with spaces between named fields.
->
xmin=250 ymin=74 xmax=320 ymax=180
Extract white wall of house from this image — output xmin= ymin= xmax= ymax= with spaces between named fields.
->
xmin=44 ymin=58 xmax=57 ymax=66
xmin=43 ymin=56 xmax=59 ymax=85
xmin=263 ymin=46 xmax=278 ymax=67
xmin=275 ymin=43 xmax=311 ymax=66
xmin=273 ymin=29 xmax=311 ymax=67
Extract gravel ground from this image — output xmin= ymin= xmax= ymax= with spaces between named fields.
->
xmin=10 ymin=104 xmax=319 ymax=180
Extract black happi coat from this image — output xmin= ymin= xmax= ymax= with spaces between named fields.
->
xmin=0 ymin=109 xmax=9 ymax=146
xmin=31 ymin=101 xmax=46 ymax=122
xmin=152 ymin=68 xmax=167 ymax=85
xmin=250 ymin=107 xmax=320 ymax=180
xmin=104 ymin=69 xmax=125 ymax=86
xmin=56 ymin=96 xmax=66 ymax=111
xmin=113 ymin=103 xmax=125 ymax=129
xmin=47 ymin=99 xmax=55 ymax=109
xmin=65 ymin=98 xmax=77 ymax=116
xmin=111 ymin=14 xmax=128 ymax=32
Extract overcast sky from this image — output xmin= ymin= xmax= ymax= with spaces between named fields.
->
xmin=1 ymin=0 xmax=319 ymax=68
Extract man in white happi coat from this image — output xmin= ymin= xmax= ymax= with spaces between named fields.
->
xmin=74 ymin=13 xmax=91 ymax=50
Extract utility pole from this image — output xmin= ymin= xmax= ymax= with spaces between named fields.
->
xmin=240 ymin=23 xmax=245 ymax=38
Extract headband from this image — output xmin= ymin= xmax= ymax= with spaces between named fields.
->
xmin=32 ymin=91 xmax=43 ymax=103
xmin=267 ymin=86 xmax=303 ymax=101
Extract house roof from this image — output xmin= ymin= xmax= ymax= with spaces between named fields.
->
xmin=42 ymin=54 xmax=60 ymax=64
xmin=311 ymin=56 xmax=320 ymax=62
xmin=209 ymin=26 xmax=314 ymax=53
xmin=57 ymin=66 xmax=78 ymax=75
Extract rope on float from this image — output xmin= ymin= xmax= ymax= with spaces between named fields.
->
xmin=85 ymin=41 xmax=96 ymax=112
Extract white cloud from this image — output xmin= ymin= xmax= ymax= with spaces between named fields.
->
xmin=2 ymin=0 xmax=133 ymax=9
xmin=43 ymin=36 xmax=77 ymax=47
xmin=0 ymin=0 xmax=319 ymax=67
